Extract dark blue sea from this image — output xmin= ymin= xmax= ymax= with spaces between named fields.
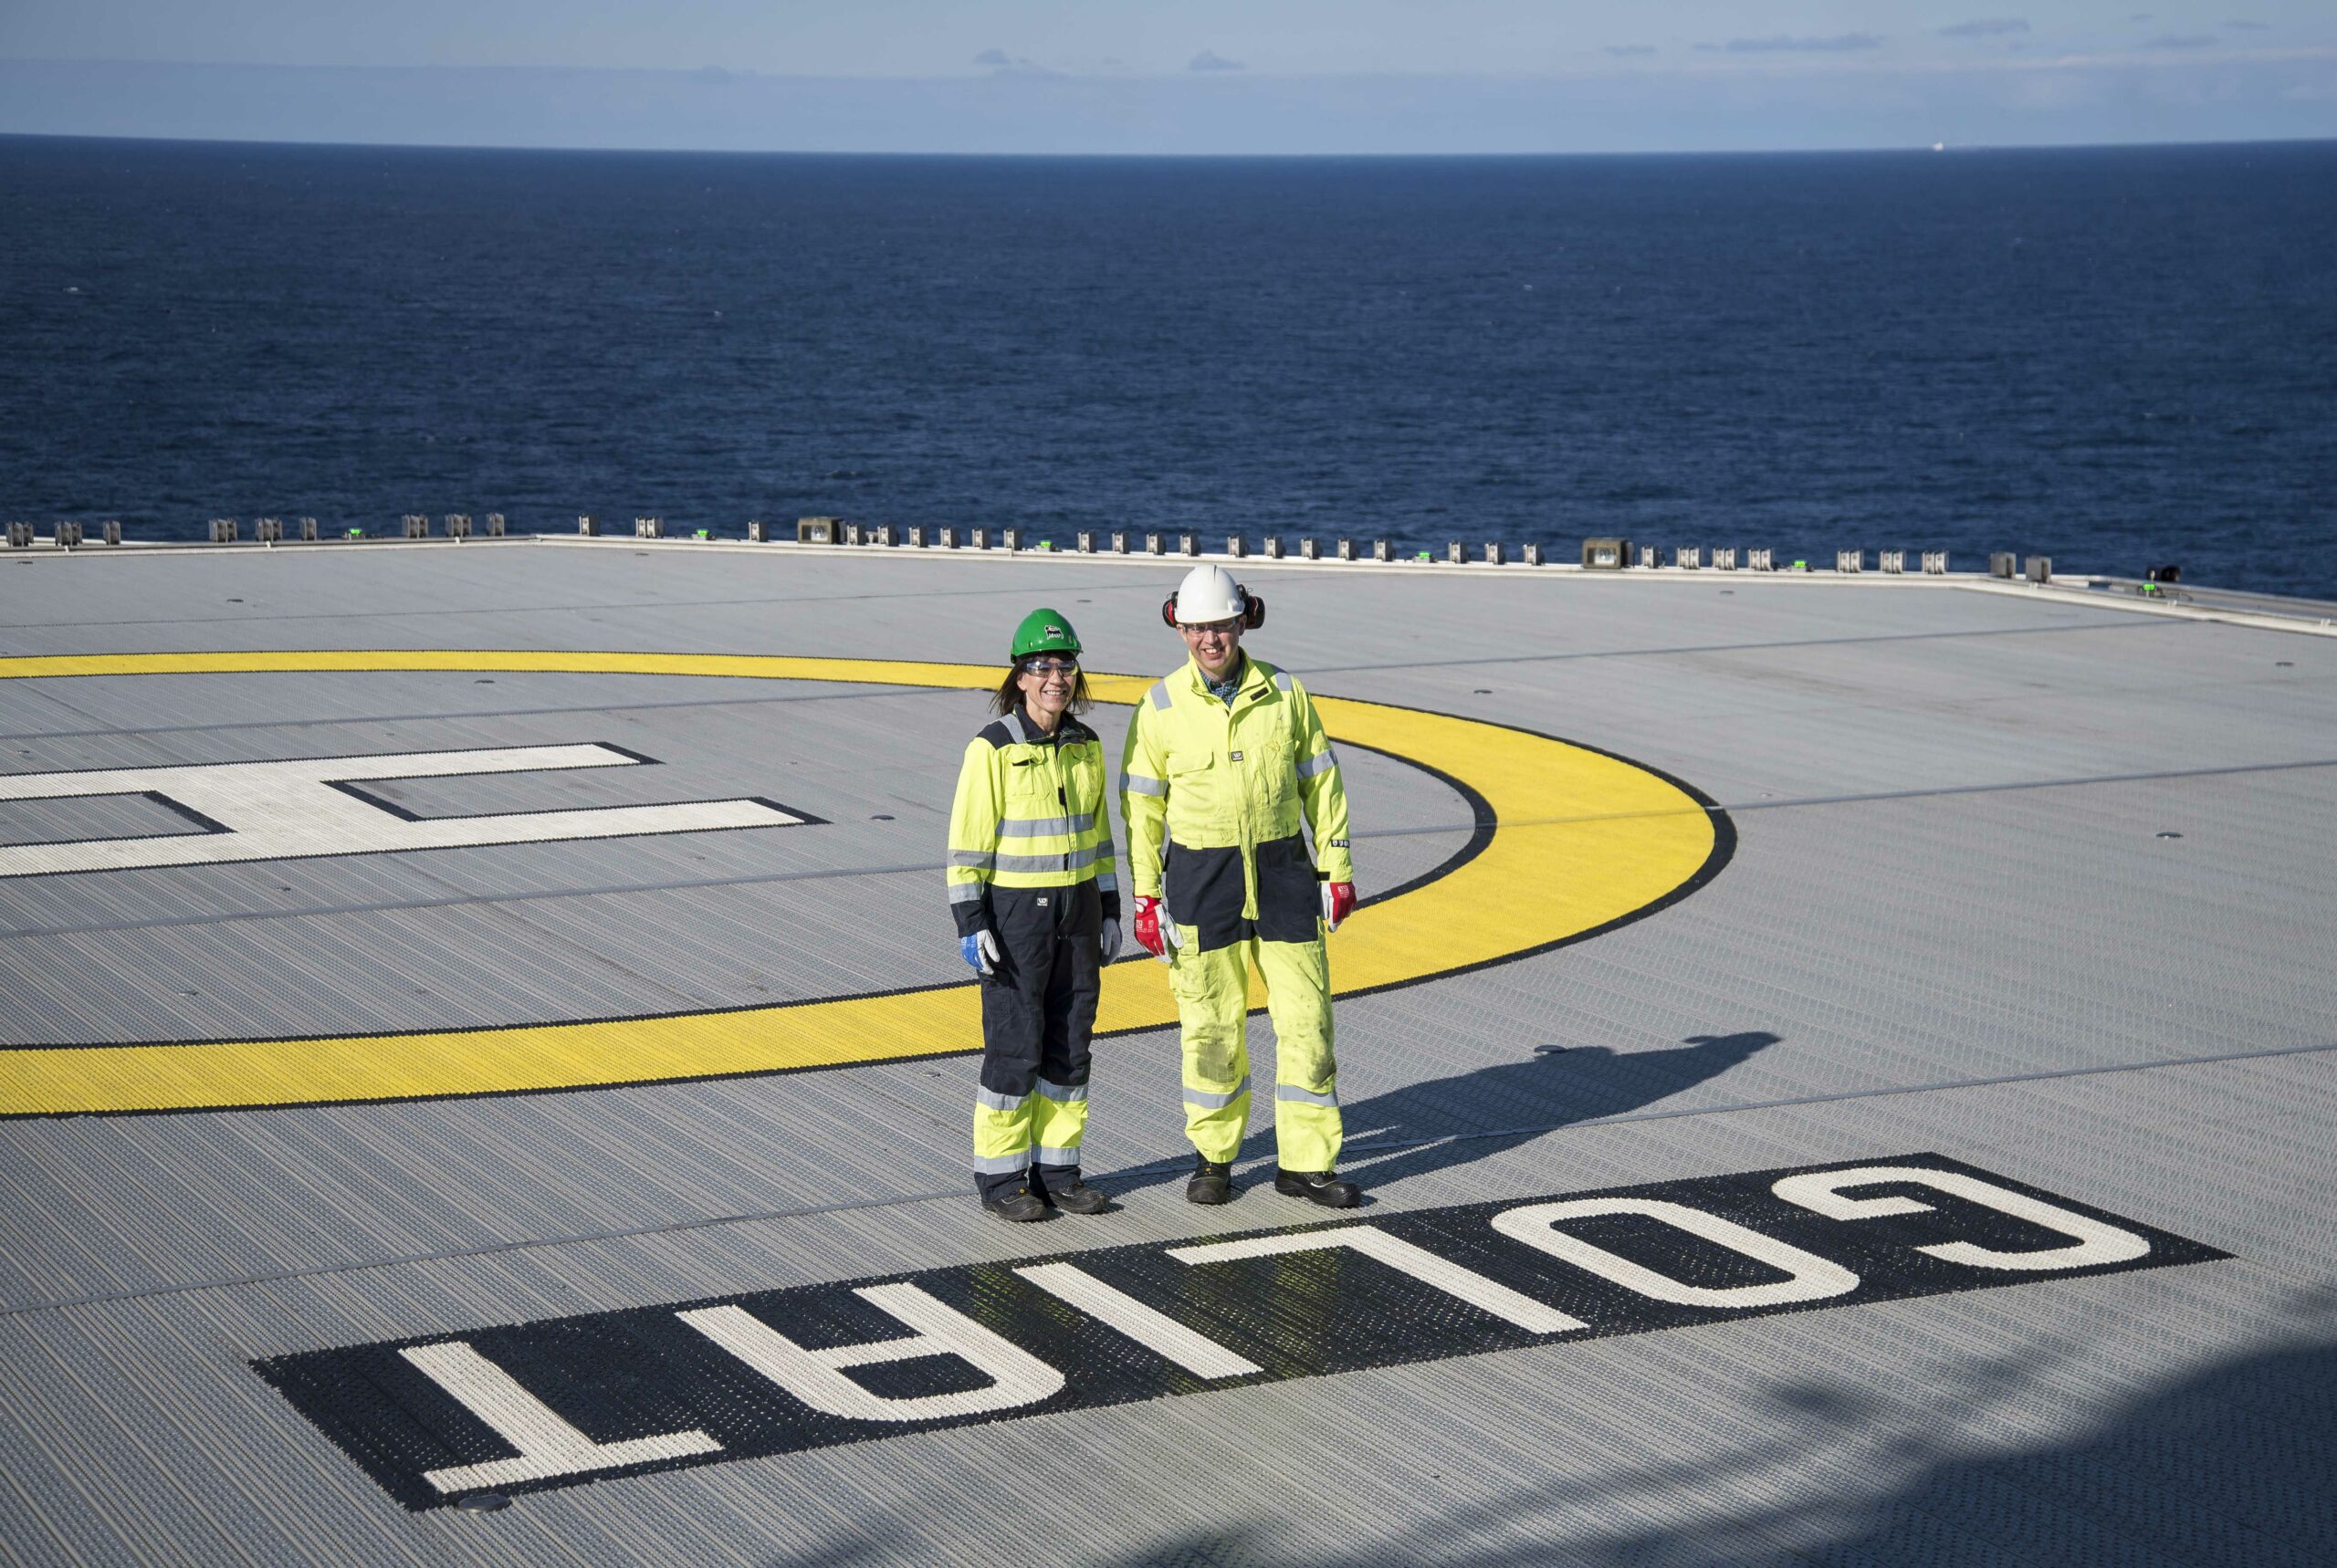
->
xmin=3 ymin=135 xmax=2332 ymax=599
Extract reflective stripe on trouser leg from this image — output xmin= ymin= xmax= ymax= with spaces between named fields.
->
xmin=1169 ymin=940 xmax=1254 ymax=1164
xmin=973 ymin=1094 xmax=1037 ymax=1193
xmin=1256 ymin=936 xmax=1340 ymax=1173
xmin=1030 ymin=1077 xmax=1089 ymax=1179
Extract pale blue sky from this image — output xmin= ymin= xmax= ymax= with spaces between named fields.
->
xmin=3 ymin=2 xmax=2332 ymax=151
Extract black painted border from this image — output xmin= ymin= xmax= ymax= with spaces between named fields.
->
xmin=251 ymin=1151 xmax=2227 ymax=1512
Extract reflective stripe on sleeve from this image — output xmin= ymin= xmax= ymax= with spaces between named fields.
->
xmin=1275 ymin=1082 xmax=1339 ymax=1107
xmin=1124 ymin=773 xmax=1168 ymax=797
xmin=948 ymin=881 xmax=986 ymax=904
xmin=1148 ymin=682 xmax=1172 ymax=711
xmin=948 ymin=850 xmax=998 ymax=869
xmin=1183 ymin=1074 xmax=1252 ymax=1110
xmin=1295 ymin=747 xmax=1338 ymax=779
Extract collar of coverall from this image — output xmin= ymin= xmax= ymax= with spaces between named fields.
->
xmin=1013 ymin=700 xmax=1087 ymax=745
xmin=1185 ymin=651 xmax=1268 ymax=703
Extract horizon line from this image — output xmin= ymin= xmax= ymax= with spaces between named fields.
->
xmin=5 ymin=128 xmax=2335 ymax=161
xmin=7 ymin=44 xmax=2335 ymax=78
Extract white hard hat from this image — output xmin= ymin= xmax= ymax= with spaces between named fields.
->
xmin=1166 ymin=562 xmax=1263 ymax=627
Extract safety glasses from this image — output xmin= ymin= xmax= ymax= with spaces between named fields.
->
xmin=1022 ymin=658 xmax=1079 ymax=674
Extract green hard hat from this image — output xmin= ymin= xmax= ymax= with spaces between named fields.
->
xmin=1011 ymin=608 xmax=1082 ymax=661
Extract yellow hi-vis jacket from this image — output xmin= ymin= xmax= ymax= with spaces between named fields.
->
xmin=1120 ymin=655 xmax=1352 ymax=936
xmin=946 ymin=707 xmax=1118 ymax=937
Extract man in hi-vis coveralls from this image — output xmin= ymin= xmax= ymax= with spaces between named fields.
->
xmin=1121 ymin=563 xmax=1361 ymax=1208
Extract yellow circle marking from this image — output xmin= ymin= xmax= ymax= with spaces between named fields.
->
xmin=0 ymin=652 xmax=1723 ymax=1114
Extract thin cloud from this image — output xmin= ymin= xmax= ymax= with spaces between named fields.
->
xmin=1188 ymin=49 xmax=1245 ymax=73
xmin=1938 ymin=18 xmax=2030 ymax=39
xmin=2226 ymin=19 xmax=2269 ymax=30
xmin=2143 ymin=33 xmax=2221 ymax=49
xmin=1702 ymin=34 xmax=1886 ymax=54
xmin=1604 ymin=45 xmax=1658 ymax=57
xmin=974 ymin=48 xmax=1059 ymax=78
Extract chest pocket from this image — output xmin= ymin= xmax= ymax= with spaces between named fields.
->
xmin=1003 ymin=754 xmax=1061 ymax=817
xmin=1163 ymin=748 xmax=1226 ymax=831
xmin=1064 ymin=748 xmax=1105 ymax=821
xmin=1243 ymin=732 xmax=1292 ymax=774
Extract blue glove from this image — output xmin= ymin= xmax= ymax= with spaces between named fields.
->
xmin=960 ymin=929 xmax=1001 ymax=976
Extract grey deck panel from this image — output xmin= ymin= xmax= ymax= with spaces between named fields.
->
xmin=4 ymin=753 xmax=2325 ymax=1311
xmin=1 ymin=542 xmax=2332 ymax=1565
xmin=1333 ymin=631 xmax=2334 ymax=809
xmin=0 ymin=1054 xmax=2329 ymax=1568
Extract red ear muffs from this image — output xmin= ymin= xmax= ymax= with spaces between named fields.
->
xmin=1161 ymin=595 xmax=1180 ymax=628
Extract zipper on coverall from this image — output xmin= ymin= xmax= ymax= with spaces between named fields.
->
xmin=1226 ymin=687 xmax=1259 ymax=922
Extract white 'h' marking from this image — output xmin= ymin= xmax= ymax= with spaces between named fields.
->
xmin=0 ymin=744 xmax=802 ymax=877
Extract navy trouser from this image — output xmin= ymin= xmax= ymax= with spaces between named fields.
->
xmin=972 ymin=881 xmax=1102 ymax=1201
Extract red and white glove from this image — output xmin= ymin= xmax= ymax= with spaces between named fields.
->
xmin=1131 ymin=895 xmax=1179 ymax=963
xmin=1321 ymin=881 xmax=1357 ymax=933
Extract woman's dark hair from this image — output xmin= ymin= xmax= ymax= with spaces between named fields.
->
xmin=992 ymin=656 xmax=1092 ymax=717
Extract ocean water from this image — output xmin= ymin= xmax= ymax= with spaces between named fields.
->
xmin=2 ymin=135 xmax=2332 ymax=599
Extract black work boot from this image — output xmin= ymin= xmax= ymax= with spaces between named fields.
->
xmin=1274 ymin=1167 xmax=1361 ymax=1208
xmin=1042 ymin=1179 xmax=1111 ymax=1215
xmin=1186 ymin=1156 xmax=1235 ymax=1206
xmin=981 ymin=1186 xmax=1049 ymax=1222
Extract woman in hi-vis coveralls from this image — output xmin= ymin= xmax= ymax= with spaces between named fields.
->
xmin=945 ymin=609 xmax=1123 ymax=1222
xmin=1122 ymin=564 xmax=1361 ymax=1209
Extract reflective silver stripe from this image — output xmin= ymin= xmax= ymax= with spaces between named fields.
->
xmin=995 ymin=845 xmax=1100 ymax=873
xmin=1032 ymin=1145 xmax=1083 ymax=1166
xmin=948 ymin=881 xmax=986 ymax=904
xmin=1295 ymin=747 xmax=1337 ymax=780
xmin=1095 ymin=869 xmax=1119 ymax=891
xmin=976 ymin=1086 xmax=1030 ymax=1113
xmin=948 ymin=850 xmax=997 ymax=869
xmin=1000 ymin=816 xmax=1074 ymax=837
xmin=1124 ymin=773 xmax=1168 ymax=797
xmin=1273 ymin=669 xmax=1293 ymax=692
xmin=1275 ymin=1082 xmax=1339 ymax=1107
xmin=1148 ymin=681 xmax=1172 ymax=711
xmin=1183 ymin=1075 xmax=1252 ymax=1110
xmin=1035 ymin=1078 xmax=1089 ymax=1104
xmin=1000 ymin=712 xmax=1029 ymax=744
xmin=973 ymin=1150 xmax=1032 ymax=1175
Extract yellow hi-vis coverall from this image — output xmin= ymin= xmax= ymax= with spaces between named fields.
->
xmin=947 ymin=706 xmax=1118 ymax=1200
xmin=1121 ymin=654 xmax=1353 ymax=1172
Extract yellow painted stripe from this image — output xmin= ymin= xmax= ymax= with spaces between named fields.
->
xmin=0 ymin=652 xmax=1718 ymax=1113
